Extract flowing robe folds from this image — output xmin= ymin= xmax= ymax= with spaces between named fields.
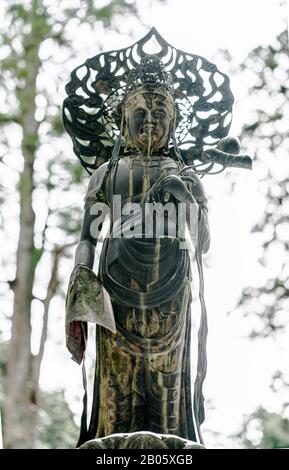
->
xmin=65 ymin=154 xmax=210 ymax=446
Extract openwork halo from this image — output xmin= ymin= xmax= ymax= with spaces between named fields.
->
xmin=63 ymin=28 xmax=234 ymax=174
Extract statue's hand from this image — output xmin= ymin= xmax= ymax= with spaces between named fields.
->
xmin=158 ymin=175 xmax=195 ymax=203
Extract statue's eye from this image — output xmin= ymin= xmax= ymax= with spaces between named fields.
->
xmin=134 ymin=108 xmax=145 ymax=116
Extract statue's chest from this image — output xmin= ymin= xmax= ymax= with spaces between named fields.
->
xmin=107 ymin=156 xmax=180 ymax=204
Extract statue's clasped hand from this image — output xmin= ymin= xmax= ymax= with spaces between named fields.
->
xmin=156 ymin=175 xmax=195 ymax=203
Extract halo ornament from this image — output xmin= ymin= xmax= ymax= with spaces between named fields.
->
xmin=63 ymin=28 xmax=247 ymax=175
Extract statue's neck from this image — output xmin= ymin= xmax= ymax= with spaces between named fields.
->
xmin=123 ymin=147 xmax=169 ymax=160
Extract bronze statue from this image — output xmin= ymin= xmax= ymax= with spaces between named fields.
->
xmin=63 ymin=29 xmax=252 ymax=448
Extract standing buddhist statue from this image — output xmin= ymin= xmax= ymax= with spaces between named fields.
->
xmin=63 ymin=28 xmax=251 ymax=449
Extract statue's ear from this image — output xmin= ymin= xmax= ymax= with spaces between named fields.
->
xmin=122 ymin=114 xmax=128 ymax=138
xmin=113 ymin=101 xmax=124 ymax=130
xmin=122 ymin=113 xmax=135 ymax=149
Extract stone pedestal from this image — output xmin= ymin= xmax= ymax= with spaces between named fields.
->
xmin=78 ymin=431 xmax=205 ymax=449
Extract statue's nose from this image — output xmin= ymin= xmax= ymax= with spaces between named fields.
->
xmin=143 ymin=111 xmax=154 ymax=125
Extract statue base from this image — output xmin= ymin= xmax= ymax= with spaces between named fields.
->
xmin=78 ymin=431 xmax=205 ymax=449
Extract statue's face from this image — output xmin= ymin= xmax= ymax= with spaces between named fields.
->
xmin=125 ymin=93 xmax=174 ymax=152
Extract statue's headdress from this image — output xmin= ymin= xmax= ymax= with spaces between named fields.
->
xmin=126 ymin=54 xmax=174 ymax=95
xmin=63 ymin=28 xmax=251 ymax=175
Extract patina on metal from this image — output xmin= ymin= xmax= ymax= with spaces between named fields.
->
xmin=63 ymin=28 xmax=252 ymax=449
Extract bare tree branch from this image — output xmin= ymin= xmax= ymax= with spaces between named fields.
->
xmin=32 ymin=241 xmax=77 ymax=386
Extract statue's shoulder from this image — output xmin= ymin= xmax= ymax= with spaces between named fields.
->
xmin=84 ymin=162 xmax=109 ymax=207
xmin=86 ymin=162 xmax=109 ymax=194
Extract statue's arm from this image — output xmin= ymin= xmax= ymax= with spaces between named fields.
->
xmin=189 ymin=174 xmax=210 ymax=254
xmin=74 ymin=162 xmax=109 ymax=269
xmin=65 ymin=163 xmax=109 ymax=363
xmin=74 ymin=209 xmax=98 ymax=269
xmin=149 ymin=172 xmax=210 ymax=253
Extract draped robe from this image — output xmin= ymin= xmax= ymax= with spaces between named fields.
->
xmin=65 ymin=154 xmax=210 ymax=446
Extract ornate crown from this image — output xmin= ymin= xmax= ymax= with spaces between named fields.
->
xmin=124 ymin=55 xmax=175 ymax=102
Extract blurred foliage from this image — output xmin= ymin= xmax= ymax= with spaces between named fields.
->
xmin=35 ymin=390 xmax=79 ymax=449
xmin=230 ymin=19 xmax=288 ymax=448
xmin=0 ymin=340 xmax=8 ymax=407
xmin=234 ymin=407 xmax=289 ymax=449
xmin=235 ymin=28 xmax=289 ymax=339
xmin=0 ymin=339 xmax=78 ymax=449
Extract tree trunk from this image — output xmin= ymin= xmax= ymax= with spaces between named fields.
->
xmin=4 ymin=0 xmax=42 ymax=449
xmin=4 ymin=134 xmax=37 ymax=448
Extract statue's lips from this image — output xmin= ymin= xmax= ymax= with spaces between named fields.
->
xmin=140 ymin=125 xmax=157 ymax=138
